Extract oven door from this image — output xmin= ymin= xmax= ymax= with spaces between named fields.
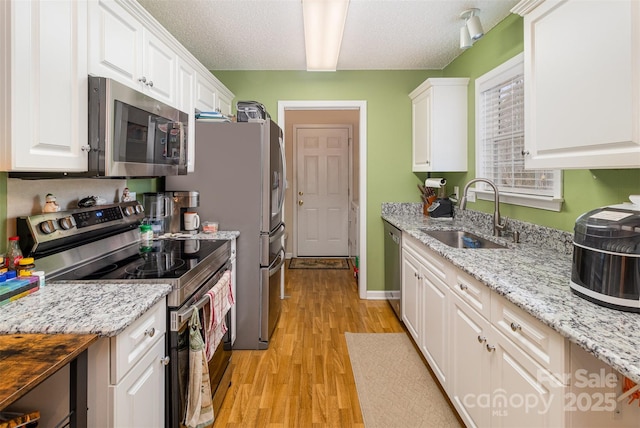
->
xmin=260 ymin=247 xmax=285 ymax=345
xmin=167 ymin=265 xmax=232 ymax=427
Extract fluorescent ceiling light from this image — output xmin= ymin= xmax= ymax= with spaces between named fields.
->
xmin=302 ymin=0 xmax=350 ymax=71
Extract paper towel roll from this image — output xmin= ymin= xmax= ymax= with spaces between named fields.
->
xmin=425 ymin=178 xmax=446 ymax=188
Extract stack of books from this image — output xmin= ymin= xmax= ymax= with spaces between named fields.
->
xmin=0 ymin=276 xmax=39 ymax=306
xmin=196 ymin=111 xmax=231 ymax=122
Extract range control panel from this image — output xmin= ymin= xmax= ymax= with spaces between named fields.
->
xmin=17 ymin=201 xmax=146 ymax=254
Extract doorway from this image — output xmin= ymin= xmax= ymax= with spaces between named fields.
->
xmin=278 ymin=101 xmax=367 ymax=299
xmin=294 ymin=125 xmax=351 ymax=257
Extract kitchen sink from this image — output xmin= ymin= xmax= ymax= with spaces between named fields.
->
xmin=420 ymin=229 xmax=509 ymax=249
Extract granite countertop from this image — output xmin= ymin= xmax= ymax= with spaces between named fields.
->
xmin=0 ymin=282 xmax=172 ymax=337
xmin=382 ymin=204 xmax=640 ymax=384
xmin=0 ymin=231 xmax=240 ymax=337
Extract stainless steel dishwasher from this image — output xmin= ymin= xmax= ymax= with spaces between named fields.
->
xmin=383 ymin=220 xmax=402 ymax=319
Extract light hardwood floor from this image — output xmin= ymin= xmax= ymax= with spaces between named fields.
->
xmin=213 ymin=263 xmax=406 ymax=427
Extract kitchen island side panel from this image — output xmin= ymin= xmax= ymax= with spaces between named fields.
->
xmin=166 ymin=122 xmax=265 ymax=349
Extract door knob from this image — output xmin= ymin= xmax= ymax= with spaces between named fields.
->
xmin=298 ymin=200 xmax=304 ymax=206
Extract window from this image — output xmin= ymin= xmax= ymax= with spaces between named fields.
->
xmin=475 ymin=53 xmax=563 ymax=211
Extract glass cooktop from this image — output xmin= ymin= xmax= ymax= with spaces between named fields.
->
xmin=55 ymin=239 xmax=227 ymax=281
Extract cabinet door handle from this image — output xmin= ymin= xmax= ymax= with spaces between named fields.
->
xmin=144 ymin=327 xmax=156 ymax=338
xmin=160 ymin=356 xmax=170 ymax=366
xmin=477 ymin=335 xmax=486 ymax=343
xmin=486 ymin=344 xmax=496 ymax=352
xmin=510 ymin=322 xmax=521 ymax=332
xmin=459 ymin=283 xmax=468 ymax=291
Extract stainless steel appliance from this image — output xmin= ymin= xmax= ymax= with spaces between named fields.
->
xmin=87 ymin=75 xmax=188 ymax=177
xmin=383 ymin=220 xmax=402 ymax=319
xmin=166 ymin=118 xmax=286 ymax=350
xmin=571 ymin=204 xmax=640 ymax=312
xmin=143 ymin=192 xmax=173 ymax=236
xmin=16 ymin=201 xmax=233 ymax=427
xmin=167 ymin=191 xmax=200 ymax=233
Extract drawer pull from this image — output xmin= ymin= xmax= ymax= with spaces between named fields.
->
xmin=486 ymin=344 xmax=496 ymax=352
xmin=510 ymin=322 xmax=521 ymax=332
xmin=459 ymin=283 xmax=468 ymax=291
xmin=477 ymin=335 xmax=486 ymax=343
xmin=160 ymin=356 xmax=170 ymax=366
xmin=144 ymin=327 xmax=156 ymax=338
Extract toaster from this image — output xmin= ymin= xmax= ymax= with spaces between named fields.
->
xmin=570 ymin=203 xmax=640 ymax=312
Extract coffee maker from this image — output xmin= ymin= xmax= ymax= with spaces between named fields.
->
xmin=167 ymin=191 xmax=200 ymax=233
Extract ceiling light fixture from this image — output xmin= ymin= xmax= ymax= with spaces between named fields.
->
xmin=302 ymin=0 xmax=350 ymax=71
xmin=459 ymin=8 xmax=484 ymax=49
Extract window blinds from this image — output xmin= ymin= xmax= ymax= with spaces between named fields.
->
xmin=478 ymin=74 xmax=556 ymax=197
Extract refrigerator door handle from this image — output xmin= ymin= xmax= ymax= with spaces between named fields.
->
xmin=277 ymin=135 xmax=286 ymax=215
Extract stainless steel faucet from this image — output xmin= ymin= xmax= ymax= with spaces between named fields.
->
xmin=459 ymin=178 xmax=507 ymax=236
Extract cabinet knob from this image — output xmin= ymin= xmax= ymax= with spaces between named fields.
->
xmin=144 ymin=327 xmax=156 ymax=338
xmin=81 ymin=145 xmax=91 ymax=152
xmin=459 ymin=283 xmax=468 ymax=291
xmin=486 ymin=344 xmax=496 ymax=352
xmin=521 ymin=150 xmax=530 ymax=156
xmin=147 ymin=80 xmax=154 ymax=88
xmin=160 ymin=356 xmax=171 ymax=366
xmin=477 ymin=335 xmax=486 ymax=343
xmin=510 ymin=322 xmax=521 ymax=332
xmin=138 ymin=76 xmax=147 ymax=84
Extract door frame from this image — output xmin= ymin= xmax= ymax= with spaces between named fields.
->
xmin=292 ymin=124 xmax=352 ymax=258
xmin=278 ymin=100 xmax=368 ymax=300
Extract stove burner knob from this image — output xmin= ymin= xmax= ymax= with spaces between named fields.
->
xmin=58 ymin=216 xmax=75 ymax=230
xmin=39 ymin=220 xmax=57 ymax=235
xmin=123 ymin=205 xmax=136 ymax=216
xmin=135 ymin=204 xmax=144 ymax=214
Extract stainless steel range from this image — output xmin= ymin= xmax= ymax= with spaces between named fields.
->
xmin=17 ymin=201 xmax=233 ymax=427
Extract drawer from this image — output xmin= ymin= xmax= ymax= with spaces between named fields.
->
xmin=451 ymin=270 xmax=491 ymax=320
xmin=403 ymin=233 xmax=448 ymax=283
xmin=110 ymin=299 xmax=166 ymax=384
xmin=491 ymin=294 xmax=568 ymax=380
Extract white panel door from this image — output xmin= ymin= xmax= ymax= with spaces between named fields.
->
xmin=295 ymin=126 xmax=350 ymax=256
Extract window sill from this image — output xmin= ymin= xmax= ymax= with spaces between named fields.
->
xmin=473 ymin=188 xmax=564 ymax=212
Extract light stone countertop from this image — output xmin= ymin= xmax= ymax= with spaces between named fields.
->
xmin=381 ymin=205 xmax=640 ymax=384
xmin=0 ymin=231 xmax=240 ymax=337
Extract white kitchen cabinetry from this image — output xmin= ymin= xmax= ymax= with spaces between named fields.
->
xmin=513 ymin=0 xmax=640 ymax=169
xmin=402 ymin=234 xmax=450 ymax=387
xmin=0 ymin=0 xmax=89 ymax=172
xmin=88 ymin=299 xmax=168 ymax=427
xmin=88 ymin=0 xmax=177 ymax=107
xmin=195 ymin=71 xmax=234 ymax=116
xmin=409 ymin=78 xmax=469 ymax=172
xmin=177 ymin=57 xmax=197 ymax=172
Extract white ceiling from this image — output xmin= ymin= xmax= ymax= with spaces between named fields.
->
xmin=136 ymin=0 xmax=519 ymax=71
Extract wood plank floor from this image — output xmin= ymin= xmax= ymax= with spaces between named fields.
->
xmin=213 ymin=264 xmax=406 ymax=427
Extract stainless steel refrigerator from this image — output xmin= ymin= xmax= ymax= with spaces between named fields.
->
xmin=165 ymin=119 xmax=286 ymax=349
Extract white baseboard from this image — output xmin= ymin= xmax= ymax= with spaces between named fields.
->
xmin=366 ymin=290 xmax=388 ymax=300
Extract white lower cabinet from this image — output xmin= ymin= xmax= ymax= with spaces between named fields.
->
xmin=401 ymin=232 xmax=568 ymax=427
xmin=88 ymin=299 xmax=168 ymax=427
xmin=402 ymin=234 xmax=450 ymax=387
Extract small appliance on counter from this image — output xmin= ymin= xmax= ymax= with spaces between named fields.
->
xmin=143 ymin=192 xmax=172 ymax=236
xmin=570 ymin=200 xmax=640 ymax=312
xmin=427 ymin=197 xmax=454 ymax=218
xmin=167 ymin=191 xmax=199 ymax=233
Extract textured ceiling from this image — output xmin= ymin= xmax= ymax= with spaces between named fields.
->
xmin=137 ymin=0 xmax=519 ymax=71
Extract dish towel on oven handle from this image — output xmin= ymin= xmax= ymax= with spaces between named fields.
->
xmin=203 ymin=270 xmax=234 ymax=361
xmin=184 ymin=308 xmax=215 ymax=428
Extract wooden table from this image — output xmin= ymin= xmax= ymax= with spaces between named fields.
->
xmin=0 ymin=333 xmax=98 ymax=427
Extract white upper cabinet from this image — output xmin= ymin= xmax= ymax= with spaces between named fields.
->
xmin=409 ymin=78 xmax=469 ymax=172
xmin=88 ymin=0 xmax=177 ymax=107
xmin=177 ymin=58 xmax=196 ymax=172
xmin=514 ymin=0 xmax=640 ymax=169
xmin=0 ymin=0 xmax=89 ymax=172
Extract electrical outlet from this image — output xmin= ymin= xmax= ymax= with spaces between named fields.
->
xmin=453 ymin=186 xmax=459 ymax=199
xmin=467 ymin=190 xmax=476 ymax=203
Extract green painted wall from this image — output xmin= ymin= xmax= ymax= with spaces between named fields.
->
xmin=440 ymin=14 xmax=640 ymax=232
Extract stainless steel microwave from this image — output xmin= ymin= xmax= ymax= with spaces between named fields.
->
xmin=88 ymin=75 xmax=188 ymax=177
